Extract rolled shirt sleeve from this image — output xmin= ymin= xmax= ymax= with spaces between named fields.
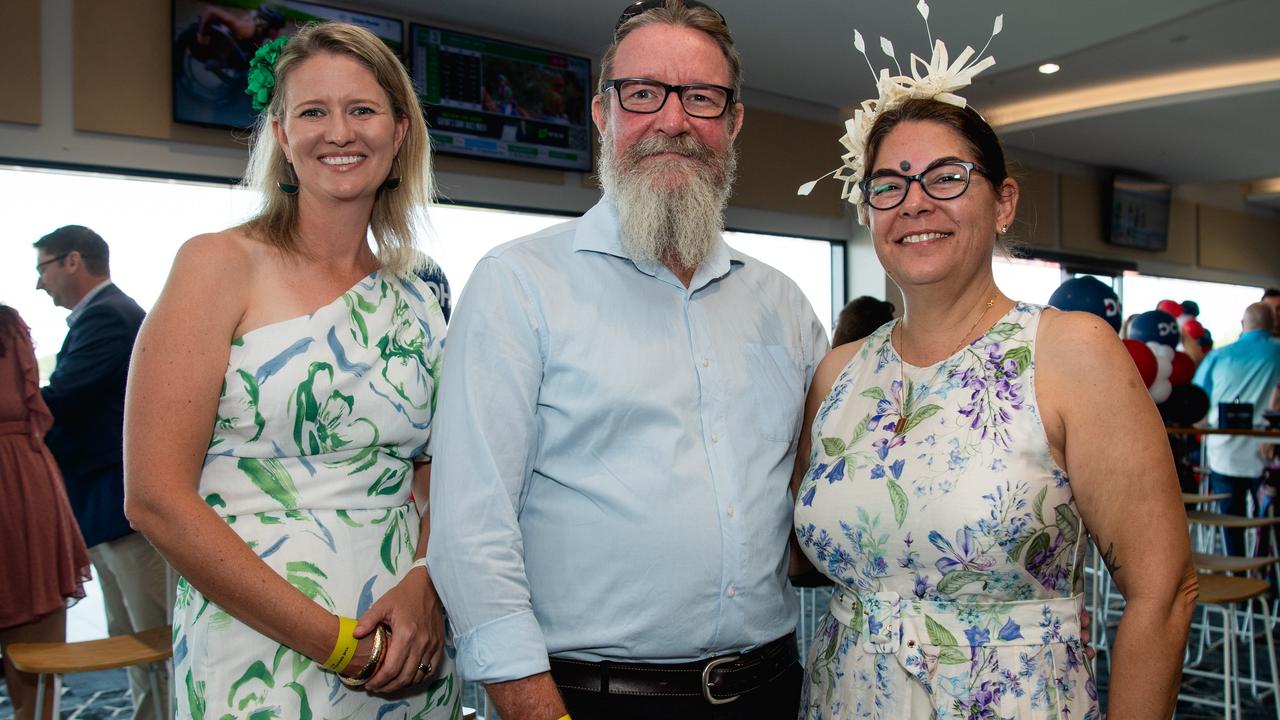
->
xmin=427 ymin=254 xmax=552 ymax=683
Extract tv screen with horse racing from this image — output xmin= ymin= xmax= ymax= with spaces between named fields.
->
xmin=409 ymin=24 xmax=593 ymax=172
xmin=172 ymin=0 xmax=403 ymax=130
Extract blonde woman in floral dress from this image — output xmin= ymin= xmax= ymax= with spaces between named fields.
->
xmin=125 ymin=24 xmax=459 ymax=718
xmin=792 ymin=98 xmax=1197 ymax=719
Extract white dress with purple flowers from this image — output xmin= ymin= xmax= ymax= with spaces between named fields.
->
xmin=794 ymin=303 xmax=1097 ymax=720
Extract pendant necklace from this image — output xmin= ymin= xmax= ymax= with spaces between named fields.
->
xmin=892 ymin=294 xmax=999 ymax=435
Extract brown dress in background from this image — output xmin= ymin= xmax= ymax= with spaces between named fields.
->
xmin=0 ymin=308 xmax=91 ymax=630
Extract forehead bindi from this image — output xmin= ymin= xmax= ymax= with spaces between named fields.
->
xmin=874 ymin=121 xmax=973 ymax=174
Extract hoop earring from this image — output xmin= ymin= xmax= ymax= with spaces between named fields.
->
xmin=381 ymin=156 xmax=402 ymax=191
xmin=278 ymin=163 xmax=299 ymax=195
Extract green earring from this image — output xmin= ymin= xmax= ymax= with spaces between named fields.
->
xmin=278 ymin=163 xmax=299 ymax=195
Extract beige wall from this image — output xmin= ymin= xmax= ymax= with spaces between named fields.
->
xmin=1013 ymin=170 xmax=1280 ymax=287
xmin=0 ymin=0 xmax=41 ymax=126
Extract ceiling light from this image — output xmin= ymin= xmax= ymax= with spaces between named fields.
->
xmin=986 ymin=55 xmax=1280 ymax=131
xmin=1038 ymin=63 xmax=1060 ymax=75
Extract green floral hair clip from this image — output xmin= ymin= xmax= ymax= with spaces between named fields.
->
xmin=246 ymin=35 xmax=290 ymax=112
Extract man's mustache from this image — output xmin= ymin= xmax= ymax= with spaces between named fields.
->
xmin=624 ymin=134 xmax=717 ymax=165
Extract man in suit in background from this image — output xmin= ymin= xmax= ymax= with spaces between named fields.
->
xmin=35 ymin=225 xmax=170 ymax=720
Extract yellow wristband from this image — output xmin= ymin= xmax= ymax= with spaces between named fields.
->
xmin=322 ymin=616 xmax=359 ymax=673
xmin=556 ymin=715 xmax=571 ymax=720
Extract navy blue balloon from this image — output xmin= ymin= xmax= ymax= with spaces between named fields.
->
xmin=415 ymin=262 xmax=452 ymax=323
xmin=1129 ymin=309 xmax=1180 ymax=347
xmin=1181 ymin=300 xmax=1200 ymax=317
xmin=1048 ymin=276 xmax=1121 ymax=331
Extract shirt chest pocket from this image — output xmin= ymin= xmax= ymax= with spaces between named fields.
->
xmin=743 ymin=343 xmax=805 ymax=443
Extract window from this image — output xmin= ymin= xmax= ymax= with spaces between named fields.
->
xmin=992 ymin=255 xmax=1062 ymax=305
xmin=4 ymin=163 xmax=841 ymax=647
xmin=3 ymin=165 xmax=840 ymax=376
xmin=1120 ymin=273 xmax=1262 ymax=347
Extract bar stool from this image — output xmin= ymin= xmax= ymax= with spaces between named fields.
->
xmin=5 ymin=625 xmax=171 ymax=720
xmin=1185 ymin=510 xmax=1280 ymax=557
xmin=1180 ymin=573 xmax=1279 ymax=719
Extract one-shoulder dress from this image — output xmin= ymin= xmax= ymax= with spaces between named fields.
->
xmin=794 ymin=303 xmax=1097 ymax=719
xmin=173 ymin=271 xmax=461 ymax=719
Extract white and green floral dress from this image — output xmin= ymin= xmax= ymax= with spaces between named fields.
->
xmin=794 ymin=303 xmax=1097 ymax=720
xmin=174 ymin=271 xmax=461 ymax=719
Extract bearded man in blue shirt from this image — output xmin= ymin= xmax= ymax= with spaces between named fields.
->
xmin=427 ymin=2 xmax=828 ymax=718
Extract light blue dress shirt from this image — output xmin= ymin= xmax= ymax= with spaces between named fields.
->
xmin=427 ymin=199 xmax=829 ymax=683
xmin=1192 ymin=329 xmax=1280 ymax=477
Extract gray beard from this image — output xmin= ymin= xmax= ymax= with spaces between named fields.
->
xmin=598 ymin=131 xmax=737 ymax=273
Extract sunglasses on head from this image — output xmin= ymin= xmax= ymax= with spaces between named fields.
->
xmin=615 ymin=0 xmax=727 ymax=34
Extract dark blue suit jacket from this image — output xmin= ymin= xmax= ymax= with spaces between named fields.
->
xmin=42 ymin=283 xmax=145 ymax=547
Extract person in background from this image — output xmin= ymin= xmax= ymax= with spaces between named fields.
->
xmin=428 ymin=2 xmax=827 ymax=718
xmin=0 ymin=304 xmax=92 ymax=720
xmin=33 ymin=225 xmax=170 ymax=720
xmin=1261 ymin=287 xmax=1280 ymax=336
xmin=124 ymin=22 xmax=458 ymax=718
xmin=1192 ymin=302 xmax=1280 ymax=554
xmin=832 ymin=295 xmax=895 ymax=346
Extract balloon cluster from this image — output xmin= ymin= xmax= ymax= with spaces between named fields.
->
xmin=1156 ymin=299 xmax=1213 ymax=351
xmin=1048 ymin=278 xmax=1208 ymax=426
xmin=1126 ymin=300 xmax=1209 ymax=425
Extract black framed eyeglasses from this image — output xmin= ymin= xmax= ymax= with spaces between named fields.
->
xmin=615 ymin=0 xmax=726 ymax=34
xmin=603 ymin=78 xmax=735 ymax=119
xmin=35 ymin=253 xmax=69 ymax=274
xmin=859 ymin=161 xmax=991 ymax=211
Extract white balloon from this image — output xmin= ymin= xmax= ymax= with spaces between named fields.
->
xmin=1147 ymin=341 xmax=1175 ymax=363
xmin=1155 ymin=355 xmax=1172 ymax=381
xmin=1150 ymin=378 xmax=1173 ymax=404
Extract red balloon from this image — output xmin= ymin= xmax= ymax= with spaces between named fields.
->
xmin=1123 ymin=339 xmax=1158 ymax=387
xmin=1157 ymin=299 xmax=1183 ymax=318
xmin=1157 ymin=298 xmax=1182 ymax=317
xmin=1169 ymin=351 xmax=1195 ymax=386
xmin=1183 ymin=319 xmax=1206 ymax=340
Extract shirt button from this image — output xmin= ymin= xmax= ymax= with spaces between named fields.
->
xmin=727 ymin=586 xmax=737 ymax=598
xmin=711 ymin=432 xmax=719 ymax=443
xmin=726 ymin=504 xmax=735 ymax=517
xmin=702 ymin=357 xmax=710 ymax=367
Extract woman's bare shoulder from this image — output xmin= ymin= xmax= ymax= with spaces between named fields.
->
xmin=811 ymin=336 xmax=871 ymax=395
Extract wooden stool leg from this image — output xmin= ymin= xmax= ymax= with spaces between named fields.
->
xmin=33 ymin=674 xmax=44 ymax=720
xmin=33 ymin=673 xmax=58 ymax=720
xmin=1225 ymin=606 xmax=1236 ymax=720
xmin=1263 ymin=598 xmax=1280 ymax=720
xmin=147 ymin=662 xmax=164 ymax=719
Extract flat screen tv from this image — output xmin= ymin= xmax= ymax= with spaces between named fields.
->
xmin=409 ymin=24 xmax=593 ymax=172
xmin=1107 ymin=173 xmax=1171 ymax=251
xmin=173 ymin=0 xmax=404 ymax=130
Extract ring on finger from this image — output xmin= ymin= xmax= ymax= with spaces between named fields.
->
xmin=418 ymin=662 xmax=432 ymax=675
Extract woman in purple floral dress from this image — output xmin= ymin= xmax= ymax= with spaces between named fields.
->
xmin=792 ymin=97 xmax=1197 ymax=719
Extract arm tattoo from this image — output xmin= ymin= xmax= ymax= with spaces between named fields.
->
xmin=1099 ymin=541 xmax=1123 ymax=576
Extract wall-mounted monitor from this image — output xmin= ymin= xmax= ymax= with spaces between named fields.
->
xmin=409 ymin=24 xmax=593 ymax=172
xmin=173 ymin=0 xmax=403 ymax=130
xmin=1106 ymin=173 xmax=1171 ymax=251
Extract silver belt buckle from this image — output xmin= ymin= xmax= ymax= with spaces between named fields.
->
xmin=701 ymin=653 xmax=741 ymax=705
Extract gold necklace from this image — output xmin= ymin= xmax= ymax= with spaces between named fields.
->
xmin=892 ymin=294 xmax=998 ymax=435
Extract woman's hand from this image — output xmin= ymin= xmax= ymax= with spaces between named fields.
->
xmin=337 ymin=630 xmax=378 ymax=682
xmin=354 ymin=565 xmax=444 ymax=693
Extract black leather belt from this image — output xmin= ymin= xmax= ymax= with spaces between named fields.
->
xmin=549 ymin=633 xmax=798 ymax=705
